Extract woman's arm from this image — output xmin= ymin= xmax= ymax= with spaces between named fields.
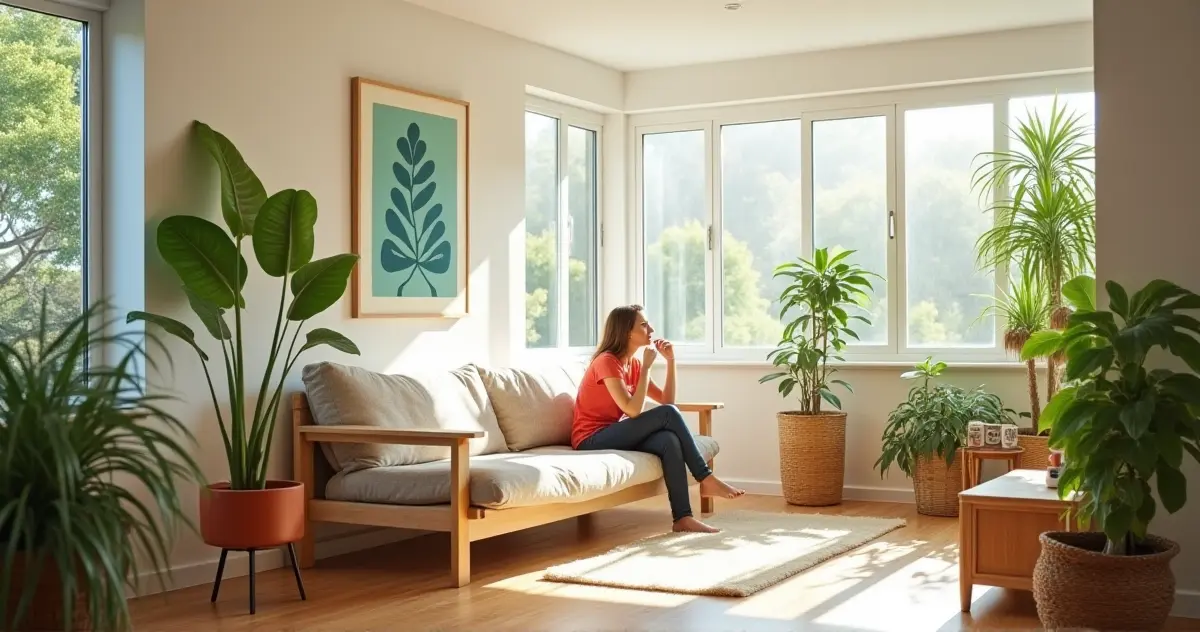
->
xmin=603 ymin=348 xmax=657 ymax=418
xmin=648 ymin=339 xmax=676 ymax=404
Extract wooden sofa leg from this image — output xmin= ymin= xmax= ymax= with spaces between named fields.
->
xmin=700 ymin=409 xmax=715 ymax=515
xmin=451 ymin=439 xmax=470 ymax=587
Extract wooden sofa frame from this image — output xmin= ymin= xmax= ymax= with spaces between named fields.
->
xmin=291 ymin=393 xmax=723 ymax=587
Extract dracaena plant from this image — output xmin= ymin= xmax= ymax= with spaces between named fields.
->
xmin=128 ymin=121 xmax=361 ymax=491
xmin=1021 ymin=275 xmax=1200 ymax=555
xmin=759 ymin=247 xmax=879 ymax=414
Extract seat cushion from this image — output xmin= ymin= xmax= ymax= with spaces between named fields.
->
xmin=301 ymin=362 xmax=508 ymax=471
xmin=324 ymin=435 xmax=719 ymax=509
xmin=473 ymin=360 xmax=587 ymax=451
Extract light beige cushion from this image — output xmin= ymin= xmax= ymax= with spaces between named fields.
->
xmin=324 ymin=435 xmax=719 ymax=509
xmin=301 ymin=362 xmax=507 ymax=471
xmin=473 ymin=360 xmax=588 ymax=451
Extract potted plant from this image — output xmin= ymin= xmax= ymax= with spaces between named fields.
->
xmin=978 ymin=263 xmax=1054 ymax=469
xmin=973 ymin=96 xmax=1095 ymax=404
xmin=1021 ymin=276 xmax=1200 ymax=631
xmin=760 ymin=247 xmax=878 ymax=506
xmin=128 ymin=122 xmax=361 ymax=589
xmin=875 ymin=357 xmax=1014 ymax=516
xmin=1 ymin=299 xmax=204 ymax=631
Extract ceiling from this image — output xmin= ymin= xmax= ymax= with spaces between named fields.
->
xmin=405 ymin=0 xmax=1092 ymax=71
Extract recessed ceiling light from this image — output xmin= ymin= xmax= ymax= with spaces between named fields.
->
xmin=724 ymin=2 xmax=742 ymax=10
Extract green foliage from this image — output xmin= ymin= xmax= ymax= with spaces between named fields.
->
xmin=1025 ymin=276 xmax=1200 ymax=555
xmin=0 ymin=299 xmax=204 ymax=631
xmin=128 ymin=122 xmax=361 ymax=491
xmin=381 ymin=122 xmax=450 ymax=297
xmin=876 ymin=357 xmax=1013 ymax=478
xmin=759 ymin=248 xmax=879 ymax=414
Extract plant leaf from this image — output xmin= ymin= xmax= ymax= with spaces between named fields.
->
xmin=156 ymin=215 xmax=247 ymax=309
xmin=397 ymin=136 xmax=412 ymax=164
xmin=419 ymin=240 xmax=452 ymax=274
xmin=298 ymin=328 xmax=361 ymax=356
xmin=252 ymin=189 xmax=318 ymax=277
xmin=184 ymin=287 xmax=230 ymax=341
xmin=1105 ymin=280 xmax=1129 ymax=318
xmin=1156 ymin=461 xmax=1187 ymax=513
xmin=288 ymin=254 xmax=359 ymax=320
xmin=194 ymin=121 xmax=267 ymax=237
xmin=413 ymin=139 xmax=427 ymax=164
xmin=1022 ymin=330 xmax=1064 ymax=360
xmin=380 ymin=239 xmax=416 ymax=272
xmin=414 ymin=160 xmax=435 ymax=185
xmin=385 ymin=209 xmax=416 ymax=255
xmin=390 ymin=186 xmax=410 ymax=218
xmin=126 ymin=311 xmax=209 ymax=361
xmin=413 ymin=182 xmax=436 ymax=211
xmin=820 ymin=389 xmax=842 ymax=410
xmin=393 ymin=162 xmax=412 ymax=190
xmin=422 ymin=204 xmax=443 ymax=233
xmin=1063 ymin=274 xmax=1097 ymax=312
xmin=425 ymin=221 xmax=446 ymax=251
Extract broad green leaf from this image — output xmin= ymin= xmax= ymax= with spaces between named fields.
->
xmin=1038 ymin=385 xmax=1078 ymax=434
xmin=288 ymin=254 xmax=359 ymax=320
xmin=1168 ymin=331 xmax=1200 ymax=374
xmin=831 ymin=379 xmax=853 ymax=393
xmin=1104 ymin=280 xmax=1129 ymax=318
xmin=1156 ymin=461 xmax=1187 ymax=513
xmin=1131 ymin=279 xmax=1189 ymax=317
xmin=1184 ymin=441 xmax=1200 ymax=464
xmin=819 ymin=389 xmax=842 ymax=410
xmin=195 ymin=121 xmax=267 ymax=237
xmin=297 ymin=328 xmax=361 ymax=356
xmin=184 ymin=287 xmax=230 ymax=341
xmin=1159 ymin=373 xmax=1200 ymax=405
xmin=1119 ymin=390 xmax=1155 ymax=439
xmin=1022 ymin=330 xmax=1064 ymax=360
xmin=156 ymin=216 xmax=247 ymax=309
xmin=1156 ymin=430 xmax=1184 ymax=468
xmin=1103 ymin=505 xmax=1133 ymax=544
xmin=252 ymin=189 xmax=317 ymax=277
xmin=126 ymin=311 xmax=209 ymax=361
xmin=1063 ymin=274 xmax=1096 ymax=312
xmin=1066 ymin=346 xmax=1113 ymax=381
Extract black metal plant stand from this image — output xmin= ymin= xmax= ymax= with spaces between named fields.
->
xmin=210 ymin=542 xmax=307 ymax=614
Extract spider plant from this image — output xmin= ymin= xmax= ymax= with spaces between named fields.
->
xmin=972 ymin=95 xmax=1095 ymax=401
xmin=977 ymin=262 xmax=1052 ymax=430
xmin=0 ymin=298 xmax=204 ymax=632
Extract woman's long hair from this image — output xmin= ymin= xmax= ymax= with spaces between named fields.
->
xmin=592 ymin=305 xmax=643 ymax=361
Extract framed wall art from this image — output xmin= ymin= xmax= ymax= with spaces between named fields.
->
xmin=351 ymin=76 xmax=470 ymax=318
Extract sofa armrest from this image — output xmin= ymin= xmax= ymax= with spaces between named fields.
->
xmin=297 ymin=425 xmax=483 ymax=447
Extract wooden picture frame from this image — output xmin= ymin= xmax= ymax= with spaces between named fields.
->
xmin=351 ymin=77 xmax=470 ymax=318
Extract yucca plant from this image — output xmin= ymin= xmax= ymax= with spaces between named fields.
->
xmin=978 ymin=263 xmax=1052 ymax=430
xmin=973 ymin=95 xmax=1095 ymax=401
xmin=0 ymin=298 xmax=204 ymax=631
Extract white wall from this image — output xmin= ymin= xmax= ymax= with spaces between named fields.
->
xmin=625 ymin=22 xmax=1093 ymax=112
xmin=1093 ymin=0 xmax=1200 ymax=616
xmin=127 ymin=0 xmax=620 ymax=592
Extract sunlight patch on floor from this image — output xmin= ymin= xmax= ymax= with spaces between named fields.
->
xmin=486 ymin=571 xmax=697 ymax=607
xmin=723 ymin=540 xmax=920 ymax=621
xmin=814 ymin=546 xmax=963 ymax=631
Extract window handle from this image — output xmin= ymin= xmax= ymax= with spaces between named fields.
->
xmin=888 ymin=211 xmax=895 ymax=239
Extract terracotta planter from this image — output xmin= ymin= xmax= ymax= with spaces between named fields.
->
xmin=777 ymin=411 xmax=846 ymax=506
xmin=1033 ymin=531 xmax=1179 ymax=631
xmin=3 ymin=552 xmax=90 ymax=631
xmin=199 ymin=480 xmax=305 ymax=550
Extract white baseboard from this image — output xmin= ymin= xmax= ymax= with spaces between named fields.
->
xmin=1173 ymin=589 xmax=1200 ymax=619
xmin=129 ymin=527 xmax=423 ymax=598
xmin=724 ymin=478 xmax=915 ymax=504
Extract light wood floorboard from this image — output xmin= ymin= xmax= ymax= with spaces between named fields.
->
xmin=129 ymin=494 xmax=1194 ymax=631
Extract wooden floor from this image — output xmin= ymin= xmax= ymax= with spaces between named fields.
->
xmin=129 ymin=494 xmax=1194 ymax=631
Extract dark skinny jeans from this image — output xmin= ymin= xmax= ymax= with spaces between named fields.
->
xmin=577 ymin=404 xmax=713 ymax=521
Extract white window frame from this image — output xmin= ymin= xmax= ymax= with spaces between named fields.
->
xmin=629 ymin=73 xmax=1094 ymax=366
xmin=521 ymin=96 xmax=605 ymax=357
xmin=2 ymin=0 xmax=103 ymax=325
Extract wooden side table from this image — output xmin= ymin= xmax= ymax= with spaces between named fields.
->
xmin=959 ymin=469 xmax=1081 ymax=612
xmin=961 ymin=447 xmax=1023 ymax=489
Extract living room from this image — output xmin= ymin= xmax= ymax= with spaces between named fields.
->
xmin=2 ymin=0 xmax=1199 ymax=630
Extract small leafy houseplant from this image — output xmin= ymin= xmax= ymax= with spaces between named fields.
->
xmin=760 ymin=247 xmax=879 ymax=506
xmin=1 ymin=299 xmax=204 ymax=632
xmin=128 ymin=122 xmax=361 ymax=556
xmin=1022 ymin=275 xmax=1199 ymax=630
xmin=875 ymin=357 xmax=1013 ymax=516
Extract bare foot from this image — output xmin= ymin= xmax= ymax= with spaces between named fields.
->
xmin=672 ymin=516 xmax=720 ymax=533
xmin=699 ymin=475 xmax=746 ymax=499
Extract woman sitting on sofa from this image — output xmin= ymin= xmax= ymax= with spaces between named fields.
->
xmin=571 ymin=304 xmax=745 ymax=533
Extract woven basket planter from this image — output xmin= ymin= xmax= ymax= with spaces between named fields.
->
xmin=912 ymin=449 xmax=962 ymax=517
xmin=1033 ymin=531 xmax=1179 ymax=631
xmin=1017 ymin=432 xmax=1051 ymax=470
xmin=777 ymin=411 xmax=845 ymax=506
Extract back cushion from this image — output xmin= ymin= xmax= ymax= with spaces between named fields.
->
xmin=301 ymin=362 xmax=508 ymax=471
xmin=474 ymin=360 xmax=586 ymax=451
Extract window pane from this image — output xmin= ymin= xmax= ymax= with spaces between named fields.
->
xmin=720 ymin=120 xmax=801 ymax=347
xmin=566 ymin=125 xmax=598 ymax=347
xmin=0 ymin=6 xmax=86 ymax=347
xmin=904 ymin=104 xmax=996 ymax=348
xmin=643 ymin=130 xmax=706 ymax=345
xmin=811 ymin=116 xmax=889 ymax=345
xmin=524 ymin=111 xmax=558 ymax=348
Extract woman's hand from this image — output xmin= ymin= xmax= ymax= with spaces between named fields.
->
xmin=643 ymin=345 xmax=658 ymax=368
xmin=654 ymin=338 xmax=675 ymax=361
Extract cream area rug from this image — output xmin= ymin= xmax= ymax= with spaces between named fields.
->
xmin=542 ymin=510 xmax=906 ymax=597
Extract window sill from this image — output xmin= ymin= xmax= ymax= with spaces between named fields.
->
xmin=669 ymin=358 xmax=1028 ymax=370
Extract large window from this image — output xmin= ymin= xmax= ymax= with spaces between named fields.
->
xmin=635 ymin=81 xmax=1095 ymax=362
xmin=0 ymin=0 xmax=98 ymax=346
xmin=524 ymin=103 xmax=601 ymax=350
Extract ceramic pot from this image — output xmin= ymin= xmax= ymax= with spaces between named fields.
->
xmin=1033 ymin=531 xmax=1178 ymax=631
xmin=199 ymin=480 xmax=305 ymax=550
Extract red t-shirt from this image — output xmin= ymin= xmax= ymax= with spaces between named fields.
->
xmin=571 ymin=352 xmax=642 ymax=448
